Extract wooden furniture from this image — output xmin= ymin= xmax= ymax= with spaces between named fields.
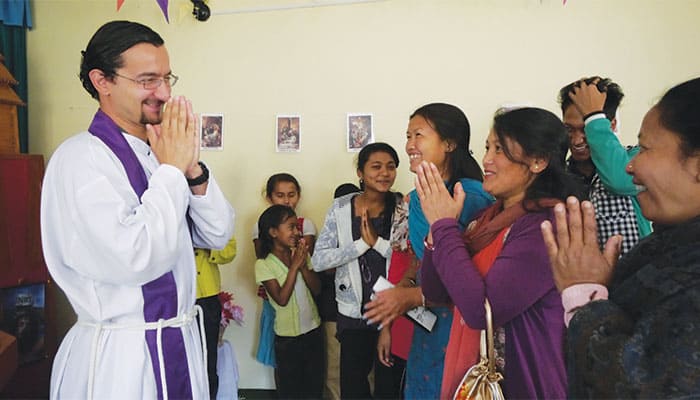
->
xmin=0 ymin=154 xmax=48 ymax=287
xmin=0 ymin=53 xmax=25 ymax=154
xmin=0 ymin=54 xmax=53 ymax=398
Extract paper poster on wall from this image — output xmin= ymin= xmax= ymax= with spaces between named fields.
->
xmin=347 ymin=113 xmax=373 ymax=152
xmin=276 ymin=115 xmax=301 ymax=152
xmin=201 ymin=114 xmax=224 ymax=151
xmin=0 ymin=283 xmax=46 ymax=364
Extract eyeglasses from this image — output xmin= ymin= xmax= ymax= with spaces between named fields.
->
xmin=113 ymin=72 xmax=179 ymax=90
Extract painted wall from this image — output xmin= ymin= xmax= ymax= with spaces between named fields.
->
xmin=27 ymin=0 xmax=700 ymax=389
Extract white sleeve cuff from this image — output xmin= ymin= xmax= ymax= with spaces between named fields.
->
xmin=354 ymin=238 xmax=370 ymax=254
xmin=373 ymin=237 xmax=391 ymax=257
xmin=584 ymin=112 xmax=607 ymax=125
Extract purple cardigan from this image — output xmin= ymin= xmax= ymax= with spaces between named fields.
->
xmin=422 ymin=210 xmax=567 ymax=399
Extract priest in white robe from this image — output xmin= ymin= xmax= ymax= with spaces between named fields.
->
xmin=40 ymin=21 xmax=235 ymax=400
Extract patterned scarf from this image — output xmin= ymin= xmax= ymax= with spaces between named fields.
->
xmin=463 ymin=198 xmax=560 ymax=255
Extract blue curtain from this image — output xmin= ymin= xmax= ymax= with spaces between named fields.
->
xmin=1 ymin=0 xmax=31 ymax=153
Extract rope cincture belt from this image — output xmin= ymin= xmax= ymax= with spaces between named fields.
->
xmin=78 ymin=305 xmax=207 ymax=400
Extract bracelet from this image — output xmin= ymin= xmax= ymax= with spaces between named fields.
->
xmin=420 ymin=293 xmax=426 ymax=307
xmin=423 ymin=238 xmax=434 ymax=251
xmin=187 ymin=161 xmax=209 ymax=186
xmin=582 ymin=110 xmax=604 ymax=121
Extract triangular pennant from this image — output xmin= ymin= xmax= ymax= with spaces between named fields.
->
xmin=156 ymin=0 xmax=169 ymax=23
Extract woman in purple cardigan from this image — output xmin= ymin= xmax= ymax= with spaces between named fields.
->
xmin=416 ymin=107 xmax=580 ymax=399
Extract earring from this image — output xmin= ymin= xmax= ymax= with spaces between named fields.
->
xmin=359 ymin=179 xmax=364 ymax=185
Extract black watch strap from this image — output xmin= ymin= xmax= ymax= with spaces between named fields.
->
xmin=187 ymin=161 xmax=209 ymax=186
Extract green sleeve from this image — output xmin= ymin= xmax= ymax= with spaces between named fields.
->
xmin=255 ymin=257 xmax=276 ymax=285
xmin=585 ymin=117 xmax=639 ymax=196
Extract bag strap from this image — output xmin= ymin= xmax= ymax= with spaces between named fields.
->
xmin=482 ymin=299 xmax=497 ymax=374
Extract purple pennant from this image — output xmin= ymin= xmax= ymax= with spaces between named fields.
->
xmin=156 ymin=0 xmax=169 ymax=22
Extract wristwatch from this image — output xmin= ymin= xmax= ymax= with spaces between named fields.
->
xmin=187 ymin=161 xmax=209 ymax=186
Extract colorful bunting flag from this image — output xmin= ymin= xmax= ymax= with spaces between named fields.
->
xmin=116 ymin=0 xmax=169 ymax=23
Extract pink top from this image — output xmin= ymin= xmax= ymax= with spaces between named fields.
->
xmin=561 ymin=283 xmax=609 ymax=326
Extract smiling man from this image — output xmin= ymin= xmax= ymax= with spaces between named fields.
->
xmin=40 ymin=21 xmax=235 ymax=399
xmin=558 ymin=77 xmax=651 ymax=254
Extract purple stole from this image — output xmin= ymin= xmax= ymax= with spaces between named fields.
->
xmin=89 ymin=109 xmax=193 ymax=399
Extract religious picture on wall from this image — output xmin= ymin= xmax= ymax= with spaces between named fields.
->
xmin=276 ymin=115 xmax=301 ymax=152
xmin=0 ymin=283 xmax=46 ymax=364
xmin=347 ymin=113 xmax=373 ymax=152
xmin=201 ymin=114 xmax=224 ymax=150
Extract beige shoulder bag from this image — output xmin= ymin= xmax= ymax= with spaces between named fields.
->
xmin=453 ymin=299 xmax=505 ymax=400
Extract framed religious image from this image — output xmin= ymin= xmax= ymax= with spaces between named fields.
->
xmin=0 ymin=283 xmax=46 ymax=364
xmin=347 ymin=113 xmax=373 ymax=152
xmin=200 ymin=114 xmax=224 ymax=150
xmin=276 ymin=115 xmax=301 ymax=152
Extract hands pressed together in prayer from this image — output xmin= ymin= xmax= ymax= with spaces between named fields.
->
xmin=290 ymin=237 xmax=308 ymax=272
xmin=364 ymin=161 xmax=459 ymax=329
xmin=540 ymin=196 xmax=622 ymax=292
xmin=359 ymin=207 xmax=378 ymax=247
xmin=146 ymin=96 xmax=203 ymax=183
xmin=414 ymin=161 xmax=465 ymax=225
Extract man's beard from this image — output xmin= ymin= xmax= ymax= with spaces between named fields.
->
xmin=140 ymin=114 xmax=162 ymax=125
xmin=140 ymin=110 xmax=163 ymax=125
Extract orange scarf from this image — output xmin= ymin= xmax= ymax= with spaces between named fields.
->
xmin=440 ymin=198 xmax=559 ymax=399
xmin=440 ymin=227 xmax=509 ymax=399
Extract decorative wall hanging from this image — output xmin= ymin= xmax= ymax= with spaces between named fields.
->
xmin=347 ymin=113 xmax=373 ymax=152
xmin=276 ymin=115 xmax=301 ymax=152
xmin=200 ymin=113 xmax=224 ymax=150
xmin=117 ymin=0 xmax=170 ymax=22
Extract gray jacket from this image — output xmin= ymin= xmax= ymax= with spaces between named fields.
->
xmin=311 ymin=192 xmax=399 ymax=319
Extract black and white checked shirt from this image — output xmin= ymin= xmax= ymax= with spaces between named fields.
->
xmin=569 ymin=163 xmax=641 ymax=255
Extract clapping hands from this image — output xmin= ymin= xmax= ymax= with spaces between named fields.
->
xmin=146 ymin=96 xmax=199 ymax=174
xmin=540 ymin=197 xmax=621 ymax=292
xmin=415 ymin=161 xmax=464 ymax=224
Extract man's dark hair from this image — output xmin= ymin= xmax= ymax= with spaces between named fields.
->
xmin=79 ymin=21 xmax=164 ymax=100
xmin=558 ymin=77 xmax=624 ymax=120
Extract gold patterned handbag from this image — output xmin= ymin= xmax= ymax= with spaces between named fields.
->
xmin=453 ymin=299 xmax=505 ymax=400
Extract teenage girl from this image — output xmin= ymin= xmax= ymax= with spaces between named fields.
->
xmin=255 ymin=205 xmax=323 ymax=399
xmin=311 ymin=142 xmax=405 ymax=399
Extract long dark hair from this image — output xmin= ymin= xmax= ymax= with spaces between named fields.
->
xmin=80 ymin=21 xmax=164 ymax=100
xmin=492 ymin=107 xmax=581 ymax=205
xmin=257 ymin=205 xmax=296 ymax=259
xmin=410 ymin=103 xmax=483 ymax=187
xmin=356 ymin=142 xmax=402 ymax=234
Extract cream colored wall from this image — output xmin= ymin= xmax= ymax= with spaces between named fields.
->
xmin=27 ymin=0 xmax=700 ymax=389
